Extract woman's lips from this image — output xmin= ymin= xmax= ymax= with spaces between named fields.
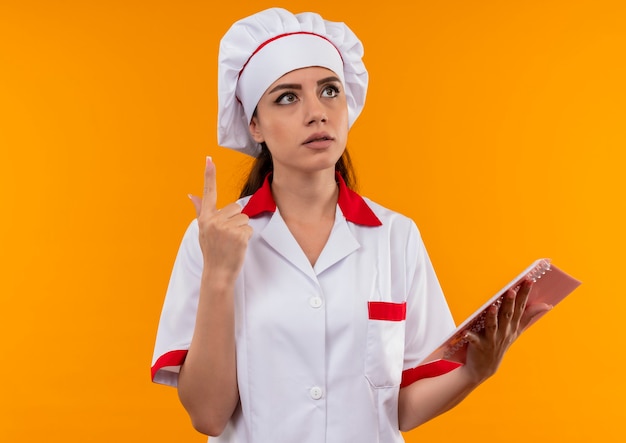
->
xmin=303 ymin=133 xmax=334 ymax=149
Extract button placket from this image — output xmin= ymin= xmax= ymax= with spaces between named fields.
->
xmin=307 ymin=285 xmax=325 ymax=404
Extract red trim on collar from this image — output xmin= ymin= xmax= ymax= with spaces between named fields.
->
xmin=240 ymin=174 xmax=276 ymax=217
xmin=241 ymin=173 xmax=382 ymax=227
xmin=336 ymin=173 xmax=382 ymax=227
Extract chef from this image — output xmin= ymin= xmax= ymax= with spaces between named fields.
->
xmin=152 ymin=7 xmax=533 ymax=443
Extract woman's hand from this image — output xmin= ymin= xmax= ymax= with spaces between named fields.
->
xmin=398 ymin=279 xmax=552 ymax=431
xmin=189 ymin=157 xmax=252 ymax=280
xmin=463 ymin=280 xmax=552 ymax=383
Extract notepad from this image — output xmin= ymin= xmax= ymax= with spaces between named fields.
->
xmin=420 ymin=258 xmax=582 ymax=367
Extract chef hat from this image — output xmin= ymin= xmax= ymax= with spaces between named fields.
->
xmin=217 ymin=7 xmax=368 ymax=157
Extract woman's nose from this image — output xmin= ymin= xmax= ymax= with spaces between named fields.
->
xmin=305 ymin=97 xmax=328 ymax=125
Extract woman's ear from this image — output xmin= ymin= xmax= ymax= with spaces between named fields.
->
xmin=249 ymin=116 xmax=264 ymax=143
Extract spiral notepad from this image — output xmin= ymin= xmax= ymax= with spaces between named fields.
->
xmin=419 ymin=258 xmax=581 ymax=367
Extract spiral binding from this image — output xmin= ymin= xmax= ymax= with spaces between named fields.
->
xmin=443 ymin=259 xmax=552 ymax=359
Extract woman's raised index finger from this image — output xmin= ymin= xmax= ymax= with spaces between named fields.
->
xmin=202 ymin=156 xmax=218 ymax=213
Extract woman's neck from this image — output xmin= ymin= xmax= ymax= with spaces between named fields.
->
xmin=270 ymin=168 xmax=339 ymax=223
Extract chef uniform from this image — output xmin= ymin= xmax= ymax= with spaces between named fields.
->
xmin=152 ymin=8 xmax=458 ymax=443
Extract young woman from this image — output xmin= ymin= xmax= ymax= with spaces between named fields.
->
xmin=151 ymin=8 xmax=538 ymax=442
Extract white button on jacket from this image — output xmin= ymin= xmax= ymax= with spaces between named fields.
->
xmin=152 ymin=175 xmax=455 ymax=443
xmin=309 ymin=296 xmax=323 ymax=308
xmin=309 ymin=387 xmax=323 ymax=400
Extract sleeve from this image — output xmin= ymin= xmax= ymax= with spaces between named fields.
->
xmin=151 ymin=219 xmax=203 ymax=387
xmin=401 ymin=221 xmax=460 ymax=387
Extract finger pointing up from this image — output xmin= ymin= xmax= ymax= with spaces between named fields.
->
xmin=189 ymin=156 xmax=218 ymax=217
xmin=203 ymin=156 xmax=218 ymax=215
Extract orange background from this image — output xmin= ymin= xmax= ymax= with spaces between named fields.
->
xmin=1 ymin=0 xmax=624 ymax=441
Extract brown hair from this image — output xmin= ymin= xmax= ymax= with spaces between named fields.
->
xmin=239 ymin=142 xmax=358 ymax=198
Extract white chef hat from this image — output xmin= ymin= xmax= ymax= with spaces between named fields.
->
xmin=217 ymin=7 xmax=368 ymax=157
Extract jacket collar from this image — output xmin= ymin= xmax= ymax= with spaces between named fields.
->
xmin=242 ymin=172 xmax=382 ymax=227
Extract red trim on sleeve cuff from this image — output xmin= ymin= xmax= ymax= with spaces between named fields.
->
xmin=151 ymin=349 xmax=188 ymax=381
xmin=368 ymin=301 xmax=407 ymax=321
xmin=400 ymin=359 xmax=463 ymax=388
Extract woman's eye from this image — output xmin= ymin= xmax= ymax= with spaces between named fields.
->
xmin=322 ymin=86 xmax=339 ymax=98
xmin=276 ymin=93 xmax=298 ymax=104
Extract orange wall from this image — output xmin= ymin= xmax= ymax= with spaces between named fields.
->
xmin=1 ymin=0 xmax=624 ymax=441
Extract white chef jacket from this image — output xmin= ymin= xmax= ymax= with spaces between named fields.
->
xmin=151 ymin=174 xmax=457 ymax=443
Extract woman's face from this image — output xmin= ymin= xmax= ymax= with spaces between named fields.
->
xmin=249 ymin=66 xmax=349 ymax=176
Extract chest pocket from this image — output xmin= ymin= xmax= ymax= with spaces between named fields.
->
xmin=364 ymin=301 xmax=407 ymax=388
